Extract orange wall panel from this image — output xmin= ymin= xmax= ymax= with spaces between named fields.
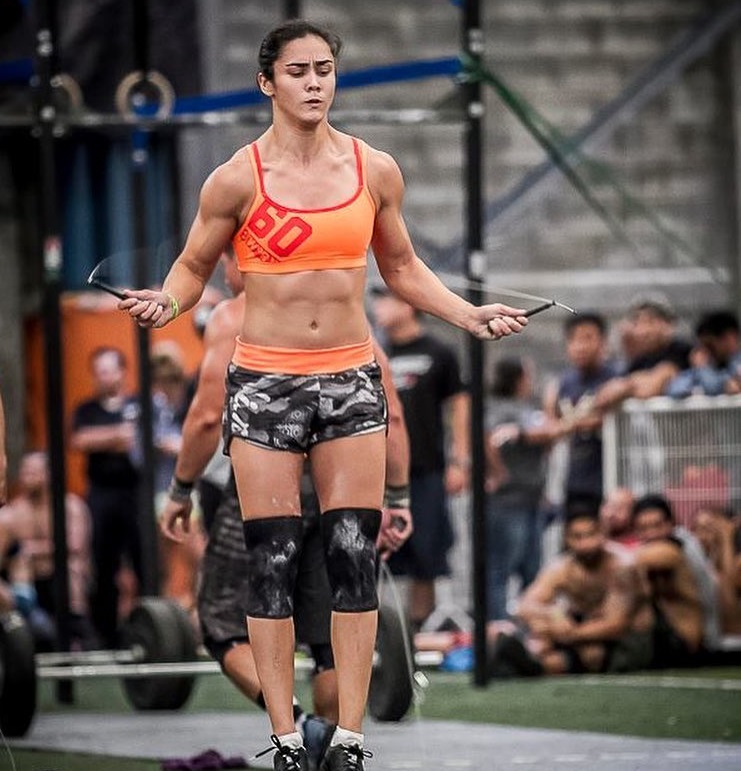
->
xmin=24 ymin=292 xmax=208 ymax=496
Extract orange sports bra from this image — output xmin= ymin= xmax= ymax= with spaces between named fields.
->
xmin=232 ymin=138 xmax=376 ymax=274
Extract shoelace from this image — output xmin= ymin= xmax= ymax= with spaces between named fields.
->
xmin=255 ymin=735 xmax=304 ymax=769
xmin=334 ymin=745 xmax=373 ymax=768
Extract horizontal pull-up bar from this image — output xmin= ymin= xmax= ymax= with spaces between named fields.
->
xmin=0 ymin=55 xmax=464 ymax=130
xmin=0 ymin=106 xmax=464 ymax=131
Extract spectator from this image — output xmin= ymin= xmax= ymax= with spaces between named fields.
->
xmin=0 ymin=451 xmax=96 ymax=649
xmin=371 ymin=287 xmax=470 ymax=633
xmin=692 ymin=505 xmax=741 ymax=635
xmin=667 ymin=310 xmax=741 ymax=398
xmin=599 ymin=487 xmax=640 ymax=549
xmin=70 ymin=346 xmax=143 ymax=648
xmin=545 ymin=312 xmax=619 ymax=517
xmin=632 ymin=494 xmax=707 ymax=666
xmin=151 ymin=342 xmax=190 ymax=502
xmin=484 ymin=356 xmax=560 ymax=622
xmin=150 ymin=343 xmax=205 ymax=614
xmin=594 ymin=295 xmax=692 ymax=411
xmin=488 ymin=505 xmax=653 ymax=676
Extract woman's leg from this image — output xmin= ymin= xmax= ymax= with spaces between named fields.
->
xmin=310 ymin=431 xmax=386 ymax=733
xmin=230 ymin=439 xmax=304 ymax=737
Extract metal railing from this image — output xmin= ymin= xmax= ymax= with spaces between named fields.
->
xmin=602 ymin=394 xmax=741 ymax=527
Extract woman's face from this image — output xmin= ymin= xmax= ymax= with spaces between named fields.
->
xmin=260 ymin=34 xmax=336 ymax=125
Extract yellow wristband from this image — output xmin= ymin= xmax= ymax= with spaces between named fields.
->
xmin=167 ymin=293 xmax=180 ymax=320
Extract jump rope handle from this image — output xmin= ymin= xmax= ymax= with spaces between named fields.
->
xmin=523 ymin=301 xmax=555 ymax=317
xmin=89 ymin=279 xmax=127 ymax=300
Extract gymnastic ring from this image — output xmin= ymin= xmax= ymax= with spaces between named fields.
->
xmin=51 ymin=73 xmax=84 ymax=114
xmin=114 ymin=70 xmax=176 ymax=120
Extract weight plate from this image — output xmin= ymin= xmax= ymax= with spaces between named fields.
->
xmin=368 ymin=604 xmax=413 ymax=722
xmin=0 ymin=611 xmax=37 ymax=736
xmin=119 ymin=597 xmax=197 ymax=711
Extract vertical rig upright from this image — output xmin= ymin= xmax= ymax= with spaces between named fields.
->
xmin=35 ymin=0 xmax=73 ymax=702
xmin=462 ymin=0 xmax=489 ymax=687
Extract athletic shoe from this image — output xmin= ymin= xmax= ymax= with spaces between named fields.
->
xmin=301 ymin=714 xmax=335 ymax=771
xmin=491 ymin=632 xmax=544 ymax=677
xmin=256 ymin=735 xmax=309 ymax=771
xmin=319 ymin=744 xmax=372 ymax=771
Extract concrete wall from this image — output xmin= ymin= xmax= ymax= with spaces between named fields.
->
xmin=183 ymin=0 xmax=740 ymax=380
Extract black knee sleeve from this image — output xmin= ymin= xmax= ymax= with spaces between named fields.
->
xmin=242 ymin=516 xmax=303 ymax=619
xmin=321 ymin=508 xmax=381 ymax=613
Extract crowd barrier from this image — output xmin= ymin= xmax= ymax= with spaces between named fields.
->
xmin=603 ymin=394 xmax=741 ymax=527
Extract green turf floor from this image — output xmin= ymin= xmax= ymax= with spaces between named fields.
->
xmin=32 ymin=666 xmax=741 ymax=742
xmin=7 ymin=667 xmax=741 ymax=771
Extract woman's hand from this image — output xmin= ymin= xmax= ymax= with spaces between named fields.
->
xmin=470 ymin=304 xmax=528 ymax=341
xmin=118 ymin=289 xmax=177 ymax=328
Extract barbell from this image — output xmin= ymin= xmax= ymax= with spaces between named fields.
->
xmin=1 ymin=597 xmax=437 ymax=737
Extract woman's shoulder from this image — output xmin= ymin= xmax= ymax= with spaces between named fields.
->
xmin=200 ymin=145 xmax=255 ymax=212
xmin=210 ymin=145 xmax=254 ymax=185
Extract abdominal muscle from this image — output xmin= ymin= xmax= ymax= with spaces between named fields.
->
xmin=240 ymin=266 xmax=371 ymax=349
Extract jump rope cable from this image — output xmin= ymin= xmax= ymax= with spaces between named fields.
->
xmin=377 ymin=561 xmax=430 ymax=761
xmin=0 ymin=726 xmax=18 ymax=771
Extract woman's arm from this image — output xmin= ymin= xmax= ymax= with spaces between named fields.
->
xmin=118 ymin=155 xmax=250 ymax=327
xmin=367 ymin=149 xmax=527 ymax=341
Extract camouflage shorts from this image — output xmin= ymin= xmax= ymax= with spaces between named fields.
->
xmin=223 ymin=361 xmax=387 ymax=453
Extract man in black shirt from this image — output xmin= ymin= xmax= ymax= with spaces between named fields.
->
xmin=371 ymin=287 xmax=470 ymax=632
xmin=71 ymin=347 xmax=142 ymax=647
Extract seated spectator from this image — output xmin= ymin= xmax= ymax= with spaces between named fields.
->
xmin=632 ymin=494 xmax=708 ymax=666
xmin=545 ymin=312 xmax=620 ymax=518
xmin=599 ymin=487 xmax=640 ymax=549
xmin=692 ymin=504 xmax=741 ymax=635
xmin=484 ymin=356 xmax=561 ymax=622
xmin=0 ymin=451 xmax=96 ymax=650
xmin=667 ymin=310 xmax=741 ymax=397
xmin=593 ymin=294 xmax=692 ymax=411
xmin=488 ymin=506 xmax=653 ymax=676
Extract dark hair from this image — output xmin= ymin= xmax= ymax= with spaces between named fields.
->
xmin=695 ymin=310 xmax=739 ymax=339
xmin=89 ymin=346 xmax=127 ymax=369
xmin=629 ymin=295 xmax=676 ymax=323
xmin=490 ymin=356 xmax=525 ymax=399
xmin=564 ymin=494 xmax=601 ymax=528
xmin=258 ymin=19 xmax=342 ymax=81
xmin=564 ymin=312 xmax=606 ymax=338
xmin=631 ymin=494 xmax=674 ymax=525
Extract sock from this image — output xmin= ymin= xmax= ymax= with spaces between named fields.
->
xmin=276 ymin=731 xmax=303 ymax=750
xmin=293 ymin=696 xmax=306 ymax=731
xmin=330 ymin=726 xmax=364 ymax=748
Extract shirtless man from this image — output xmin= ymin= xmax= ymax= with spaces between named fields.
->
xmin=489 ymin=506 xmax=652 ymax=676
xmin=0 ymin=451 xmax=95 ymax=649
xmin=599 ymin=487 xmax=640 ymax=549
xmin=632 ymin=494 xmax=705 ymax=667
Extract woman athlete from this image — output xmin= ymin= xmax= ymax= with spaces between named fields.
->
xmin=119 ymin=19 xmax=527 ymax=771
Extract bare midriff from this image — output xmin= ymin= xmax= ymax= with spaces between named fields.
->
xmin=239 ymin=266 xmax=370 ymax=350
